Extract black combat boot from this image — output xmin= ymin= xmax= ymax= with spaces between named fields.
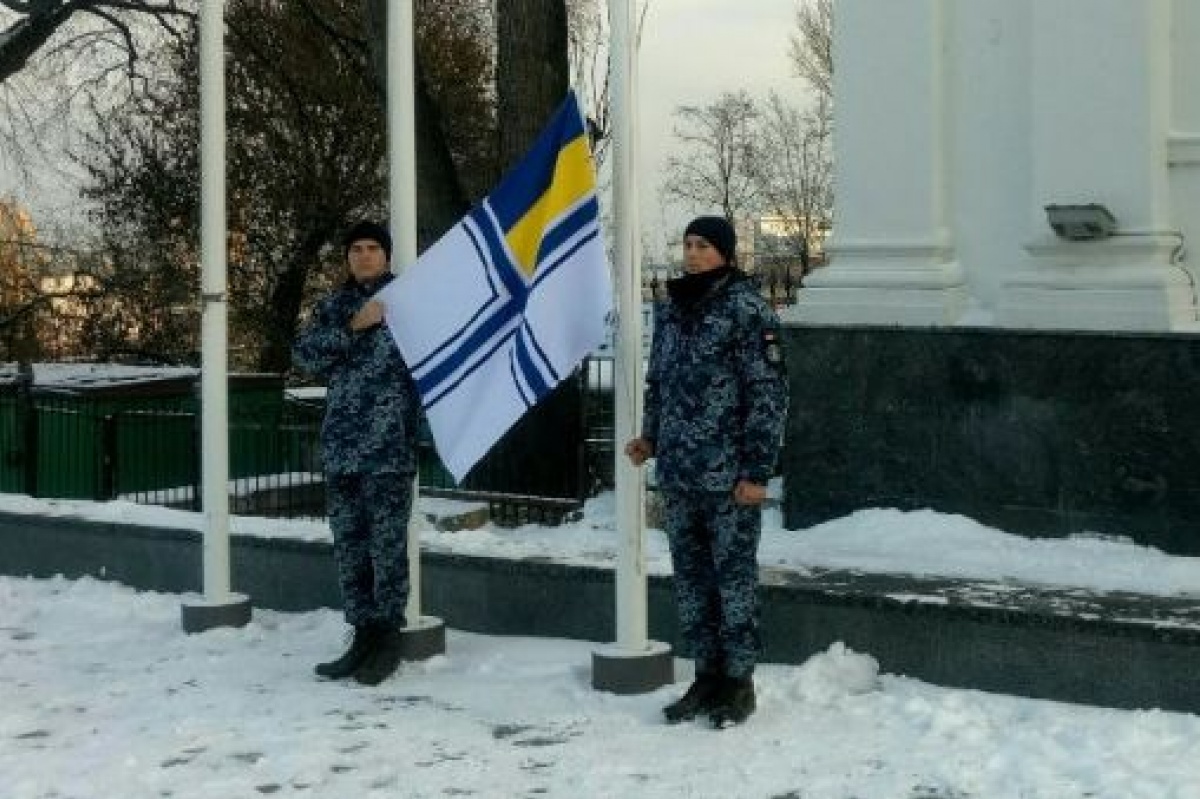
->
xmin=353 ymin=626 xmax=406 ymax=686
xmin=314 ymin=624 xmax=381 ymax=680
xmin=708 ymin=675 xmax=756 ymax=728
xmin=663 ymin=670 xmax=723 ymax=724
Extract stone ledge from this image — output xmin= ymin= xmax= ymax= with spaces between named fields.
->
xmin=2 ymin=511 xmax=1198 ymax=713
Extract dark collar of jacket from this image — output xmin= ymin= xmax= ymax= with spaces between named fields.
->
xmin=665 ymin=266 xmax=744 ymax=313
xmin=342 ymin=270 xmax=396 ymax=296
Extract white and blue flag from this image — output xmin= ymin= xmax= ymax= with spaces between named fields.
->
xmin=378 ymin=92 xmax=612 ymax=483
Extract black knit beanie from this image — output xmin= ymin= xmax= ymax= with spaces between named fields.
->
xmin=684 ymin=215 xmax=737 ymax=265
xmin=342 ymin=220 xmax=392 ymax=262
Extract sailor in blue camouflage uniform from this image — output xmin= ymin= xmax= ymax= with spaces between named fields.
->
xmin=292 ymin=221 xmax=422 ymax=686
xmin=626 ymin=215 xmax=788 ymax=728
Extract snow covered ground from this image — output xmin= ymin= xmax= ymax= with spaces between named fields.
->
xmin=4 ymin=574 xmax=1200 ymax=799
xmin=5 ymin=486 xmax=1200 ymax=796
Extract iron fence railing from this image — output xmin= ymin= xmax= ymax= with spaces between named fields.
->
xmin=0 ymin=376 xmax=620 ymax=525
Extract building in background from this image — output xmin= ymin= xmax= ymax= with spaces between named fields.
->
xmin=0 ymin=198 xmax=45 ymax=360
xmin=741 ymin=214 xmax=832 ymax=279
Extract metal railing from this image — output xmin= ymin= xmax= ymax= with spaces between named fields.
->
xmin=0 ymin=381 xmax=616 ymax=525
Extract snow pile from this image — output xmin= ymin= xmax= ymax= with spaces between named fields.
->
xmin=784 ymin=642 xmax=881 ymax=707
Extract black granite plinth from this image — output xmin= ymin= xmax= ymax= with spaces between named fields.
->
xmin=591 ymin=641 xmax=674 ymax=694
xmin=402 ymin=616 xmax=447 ymax=660
xmin=181 ymin=594 xmax=252 ymax=633
xmin=780 ymin=325 xmax=1200 ymax=555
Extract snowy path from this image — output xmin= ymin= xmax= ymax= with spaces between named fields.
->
xmin=4 ymin=576 xmax=1199 ymax=799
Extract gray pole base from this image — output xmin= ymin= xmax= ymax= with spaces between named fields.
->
xmin=592 ymin=641 xmax=674 ymax=694
xmin=181 ymin=593 xmax=252 ymax=634
xmin=401 ymin=616 xmax=446 ymax=661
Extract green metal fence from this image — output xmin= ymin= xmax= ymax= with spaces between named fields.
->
xmin=0 ymin=366 xmax=617 ymax=525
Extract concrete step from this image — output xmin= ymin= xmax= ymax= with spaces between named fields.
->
xmin=1 ymin=510 xmax=1197 ymax=713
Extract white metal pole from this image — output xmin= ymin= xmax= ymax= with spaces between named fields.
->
xmin=388 ymin=0 xmax=422 ymax=624
xmin=611 ymin=0 xmax=648 ymax=651
xmin=200 ymin=0 xmax=230 ymax=601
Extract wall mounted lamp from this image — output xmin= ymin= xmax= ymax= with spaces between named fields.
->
xmin=1045 ymin=203 xmax=1118 ymax=241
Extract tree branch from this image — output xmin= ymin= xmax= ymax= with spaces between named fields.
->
xmin=0 ymin=0 xmax=83 ymax=82
xmin=1 ymin=0 xmax=193 ymax=84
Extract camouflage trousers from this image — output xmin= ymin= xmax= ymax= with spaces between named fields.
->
xmin=327 ymin=471 xmax=414 ymax=628
xmin=661 ymin=490 xmax=763 ymax=680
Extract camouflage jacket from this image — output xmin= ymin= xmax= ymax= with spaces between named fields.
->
xmin=643 ymin=272 xmax=788 ymax=492
xmin=292 ymin=273 xmax=422 ymax=475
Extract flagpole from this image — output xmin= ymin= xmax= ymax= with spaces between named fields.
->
xmin=592 ymin=0 xmax=673 ymax=694
xmin=182 ymin=0 xmax=250 ymax=634
xmin=388 ymin=0 xmax=445 ymax=659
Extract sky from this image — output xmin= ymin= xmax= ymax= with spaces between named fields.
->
xmin=4 ymin=486 xmax=1200 ymax=798
xmin=636 ymin=0 xmax=809 ymax=258
xmin=0 ymin=1 xmax=809 ymax=256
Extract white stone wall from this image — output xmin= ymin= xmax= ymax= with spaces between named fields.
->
xmin=1170 ymin=0 xmax=1200 ymax=310
xmin=788 ymin=0 xmax=1200 ymax=331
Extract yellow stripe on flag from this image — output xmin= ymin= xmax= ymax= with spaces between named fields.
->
xmin=506 ymin=135 xmax=595 ymax=278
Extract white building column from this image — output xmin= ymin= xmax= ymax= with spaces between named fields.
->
xmin=1171 ymin=0 xmax=1200 ymax=166
xmin=786 ymin=0 xmax=966 ymax=326
xmin=1168 ymin=0 xmax=1200 ymax=304
xmin=998 ymin=0 xmax=1197 ymax=330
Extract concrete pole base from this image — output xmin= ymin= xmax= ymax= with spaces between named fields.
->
xmin=592 ymin=641 xmax=674 ymax=694
xmin=401 ymin=616 xmax=446 ymax=661
xmin=181 ymin=593 xmax=252 ymax=634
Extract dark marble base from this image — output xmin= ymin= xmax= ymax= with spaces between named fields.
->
xmin=780 ymin=325 xmax=1200 ymax=554
xmin=401 ymin=616 xmax=447 ymax=661
xmin=180 ymin=594 xmax=252 ymax=633
xmin=591 ymin=641 xmax=674 ymax=695
xmin=3 ymin=512 xmax=1200 ymax=713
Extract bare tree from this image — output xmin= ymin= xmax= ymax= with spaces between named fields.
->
xmin=564 ymin=0 xmax=651 ymax=170
xmin=224 ymin=0 xmax=390 ymax=372
xmin=75 ymin=0 xmax=392 ymax=371
xmin=0 ymin=1 xmax=194 ymax=183
xmin=73 ymin=35 xmax=203 ymax=364
xmin=788 ymin=0 xmax=832 ymax=104
xmin=749 ymin=91 xmax=832 ymax=274
xmin=0 ymin=0 xmax=192 ymax=83
xmin=2 ymin=1 xmax=487 ymax=254
xmin=661 ymin=91 xmax=761 ymax=223
xmin=566 ymin=0 xmax=608 ymax=164
xmin=760 ymin=0 xmax=835 ymax=273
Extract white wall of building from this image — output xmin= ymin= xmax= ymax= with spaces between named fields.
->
xmin=1170 ymin=0 xmax=1200 ymax=298
xmin=788 ymin=0 xmax=1200 ymax=331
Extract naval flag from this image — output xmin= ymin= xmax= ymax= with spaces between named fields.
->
xmin=378 ymin=92 xmax=612 ymax=483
